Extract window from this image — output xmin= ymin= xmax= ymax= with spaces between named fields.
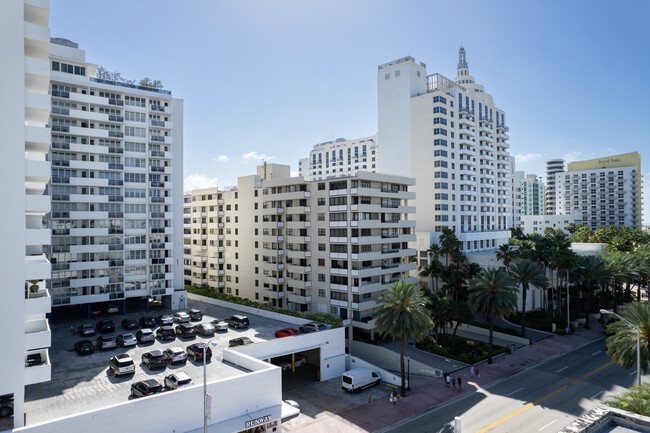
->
xmin=433 ymin=96 xmax=447 ymax=104
xmin=434 ymin=128 xmax=447 ymax=136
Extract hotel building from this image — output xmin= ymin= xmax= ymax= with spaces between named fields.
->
xmin=298 ymin=136 xmax=377 ymax=181
xmin=515 ymin=171 xmax=544 ymax=216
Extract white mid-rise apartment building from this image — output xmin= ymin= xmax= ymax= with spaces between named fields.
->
xmin=545 ymin=159 xmax=565 ymax=215
xmin=515 ymin=171 xmax=544 ymax=216
xmin=555 ymin=152 xmax=642 ymax=229
xmin=48 ymin=39 xmax=185 ymax=311
xmin=377 ymin=48 xmax=513 ymax=253
xmin=187 ymin=164 xmax=416 ymax=336
xmin=0 ymin=0 xmax=53 ymax=427
xmin=298 ymin=136 xmax=377 ymax=181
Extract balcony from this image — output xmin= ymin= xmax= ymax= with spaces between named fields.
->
xmin=24 ymin=348 xmax=51 ymax=385
xmin=25 ymin=286 xmax=51 ymax=316
xmin=25 ymin=254 xmax=50 ymax=281
xmin=25 ymin=318 xmax=51 ymax=351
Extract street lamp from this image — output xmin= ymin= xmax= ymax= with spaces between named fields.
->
xmin=566 ymin=267 xmax=585 ymax=333
xmin=601 ymin=309 xmax=641 ymax=386
xmin=406 ymin=357 xmax=411 ymax=391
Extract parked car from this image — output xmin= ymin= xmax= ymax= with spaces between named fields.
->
xmin=74 ymin=340 xmax=95 ymax=356
xmin=121 ymin=318 xmax=138 ymax=330
xmin=210 ymin=319 xmax=229 ymax=332
xmin=130 ymin=379 xmax=165 ymax=398
xmin=196 ymin=323 xmax=216 ymax=336
xmin=141 ymin=350 xmax=166 ymax=370
xmin=0 ymin=400 xmax=13 ymax=418
xmin=225 ymin=315 xmax=249 ymax=329
xmin=275 ymin=328 xmax=301 ymax=338
xmin=299 ymin=322 xmax=327 ymax=333
xmin=175 ymin=323 xmax=197 ymax=338
xmin=156 ymin=326 xmax=176 ymax=341
xmin=139 ymin=315 xmax=156 ymax=328
xmin=277 ymin=355 xmax=307 ymax=371
xmin=157 ymin=315 xmax=174 ymax=326
xmin=90 ymin=306 xmax=102 ymax=317
xmin=77 ymin=323 xmax=96 ymax=337
xmin=96 ymin=319 xmax=115 ymax=333
xmin=117 ymin=333 xmax=137 ymax=347
xmin=106 ymin=304 xmax=119 ymax=314
xmin=165 ymin=372 xmax=194 ymax=390
xmin=188 ymin=308 xmax=203 ymax=321
xmin=341 ymin=368 xmax=381 ymax=393
xmin=109 ymin=354 xmax=135 ymax=377
xmin=186 ymin=343 xmax=212 ymax=362
xmin=172 ymin=311 xmax=191 ymax=323
xmin=96 ymin=335 xmax=117 ymax=351
xmin=163 ymin=347 xmax=187 ymax=365
xmin=229 ymin=337 xmax=253 ymax=347
xmin=136 ymin=328 xmax=155 ymax=344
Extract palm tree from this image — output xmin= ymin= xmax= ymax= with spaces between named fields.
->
xmin=496 ymin=243 xmax=519 ymax=270
xmin=605 ymin=383 xmax=650 ymax=416
xmin=375 ymin=281 xmax=432 ymax=397
xmin=509 ymin=260 xmax=548 ymax=337
xmin=419 ymin=242 xmax=443 ymax=292
xmin=468 ymin=268 xmax=517 ymax=364
xmin=575 ymin=255 xmax=609 ymax=329
xmin=605 ymin=302 xmax=650 ymax=374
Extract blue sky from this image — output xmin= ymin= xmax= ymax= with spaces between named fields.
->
xmin=50 ymin=0 xmax=650 ymax=224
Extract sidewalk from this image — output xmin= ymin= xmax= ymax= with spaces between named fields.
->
xmin=286 ymin=325 xmax=604 ymax=433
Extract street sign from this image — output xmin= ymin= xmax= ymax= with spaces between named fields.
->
xmin=205 ymin=393 xmax=212 ymax=420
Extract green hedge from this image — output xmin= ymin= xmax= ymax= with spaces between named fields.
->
xmin=467 ymin=320 xmax=530 ymax=341
xmin=185 ymin=285 xmax=342 ymax=328
xmin=509 ymin=311 xmax=570 ymax=333
xmin=416 ymin=334 xmax=507 ymax=364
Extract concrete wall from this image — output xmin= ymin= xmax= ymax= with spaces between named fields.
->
xmin=452 ymin=321 xmax=530 ymax=346
xmin=350 ymin=340 xmax=442 ymax=378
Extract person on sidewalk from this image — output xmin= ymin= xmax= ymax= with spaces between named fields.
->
xmin=391 ymin=391 xmax=398 ymax=406
xmin=475 ymin=366 xmax=480 ymax=378
xmin=470 ymin=366 xmax=475 ymax=377
xmin=451 ymin=376 xmax=456 ymax=390
xmin=457 ymin=376 xmax=462 ymax=391
xmin=389 ymin=392 xmax=394 ymax=406
xmin=445 ymin=373 xmax=450 ymax=388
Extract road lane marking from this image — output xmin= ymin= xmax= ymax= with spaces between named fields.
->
xmin=630 ymin=370 xmax=638 ymax=376
xmin=507 ymin=387 xmax=524 ymax=396
xmin=556 ymin=366 xmax=568 ymax=373
xmin=591 ymin=390 xmax=603 ymax=399
xmin=538 ymin=419 xmax=556 ymax=431
xmin=592 ymin=351 xmax=601 ymax=356
xmin=475 ymin=360 xmax=615 ymax=433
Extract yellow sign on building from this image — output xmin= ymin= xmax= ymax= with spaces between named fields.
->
xmin=567 ymin=152 xmax=640 ymax=171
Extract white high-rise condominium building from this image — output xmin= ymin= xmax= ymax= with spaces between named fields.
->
xmin=0 ymin=0 xmax=53 ymax=427
xmin=187 ymin=164 xmax=416 ymax=337
xmin=298 ymin=136 xmax=377 ymax=181
xmin=48 ymin=38 xmax=185 ymax=311
xmin=555 ymin=152 xmax=642 ymax=229
xmin=545 ymin=159 xmax=565 ymax=215
xmin=515 ymin=171 xmax=544 ymax=216
xmin=377 ymin=48 xmax=513 ymax=253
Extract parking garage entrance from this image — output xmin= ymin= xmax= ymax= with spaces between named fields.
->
xmin=264 ymin=346 xmax=321 ymax=390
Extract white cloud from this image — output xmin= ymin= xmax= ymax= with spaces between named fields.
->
xmin=563 ymin=151 xmax=582 ymax=163
xmin=184 ymin=173 xmax=220 ymax=193
xmin=515 ymin=153 xmax=541 ymax=163
xmin=242 ymin=151 xmax=275 ymax=161
xmin=213 ymin=155 xmax=230 ymax=162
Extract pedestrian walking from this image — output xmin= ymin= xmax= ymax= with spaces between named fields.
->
xmin=470 ymin=366 xmax=475 ymax=377
xmin=389 ymin=393 xmax=394 ymax=406
xmin=445 ymin=373 xmax=450 ymax=388
xmin=451 ymin=376 xmax=456 ymax=390
xmin=457 ymin=376 xmax=462 ymax=391
xmin=475 ymin=366 xmax=480 ymax=378
xmin=391 ymin=391 xmax=398 ymax=406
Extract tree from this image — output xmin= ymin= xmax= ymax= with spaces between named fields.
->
xmin=496 ymin=243 xmax=519 ymax=270
xmin=509 ymin=260 xmax=548 ymax=337
xmin=605 ymin=383 xmax=650 ymax=416
xmin=426 ymin=290 xmax=453 ymax=345
xmin=375 ymin=281 xmax=432 ymax=396
xmin=605 ymin=302 xmax=650 ymax=374
xmin=575 ymin=255 xmax=609 ymax=329
xmin=419 ymin=242 xmax=443 ymax=292
xmin=467 ymin=268 xmax=517 ymax=364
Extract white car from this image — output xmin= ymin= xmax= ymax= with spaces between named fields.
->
xmin=163 ymin=346 xmax=188 ymax=365
xmin=210 ymin=319 xmax=229 ymax=331
xmin=117 ymin=333 xmax=137 ymax=347
xmin=172 ymin=312 xmax=191 ymax=323
xmin=278 ymin=355 xmax=307 ymax=371
xmin=299 ymin=322 xmax=327 ymax=333
xmin=165 ymin=371 xmax=194 ymax=390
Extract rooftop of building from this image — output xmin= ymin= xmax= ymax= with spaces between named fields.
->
xmin=559 ymin=405 xmax=650 ymax=433
xmin=378 ymin=56 xmax=426 ymax=70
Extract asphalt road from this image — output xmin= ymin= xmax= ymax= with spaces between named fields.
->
xmin=384 ymin=336 xmax=636 ymax=433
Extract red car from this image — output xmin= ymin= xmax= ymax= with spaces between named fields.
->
xmin=275 ymin=328 xmax=301 ymax=338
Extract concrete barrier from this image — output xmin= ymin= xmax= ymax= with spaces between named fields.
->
xmin=347 ymin=355 xmax=404 ymax=387
xmin=350 ymin=340 xmax=442 ymax=378
xmin=452 ymin=321 xmax=530 ymax=346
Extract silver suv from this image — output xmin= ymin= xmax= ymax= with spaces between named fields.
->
xmin=109 ymin=354 xmax=135 ymax=377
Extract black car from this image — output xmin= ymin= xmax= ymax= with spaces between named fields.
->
xmin=142 ymin=350 xmax=166 ymax=370
xmin=77 ymin=323 xmax=96 ymax=336
xmin=139 ymin=316 xmax=156 ymax=328
xmin=96 ymin=319 xmax=115 ymax=333
xmin=121 ymin=318 xmax=138 ymax=330
xmin=186 ymin=343 xmax=212 ymax=362
xmin=130 ymin=379 xmax=165 ymax=398
xmin=175 ymin=323 xmax=197 ymax=338
xmin=0 ymin=401 xmax=13 ymax=418
xmin=225 ymin=315 xmax=249 ymax=329
xmin=156 ymin=326 xmax=176 ymax=341
xmin=96 ymin=335 xmax=117 ymax=351
xmin=74 ymin=340 xmax=95 ymax=355
xmin=188 ymin=308 xmax=203 ymax=321
xmin=136 ymin=328 xmax=155 ymax=344
xmin=229 ymin=337 xmax=253 ymax=347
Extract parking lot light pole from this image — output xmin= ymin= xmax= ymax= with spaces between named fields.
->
xmin=406 ymin=357 xmax=411 ymax=391
xmin=601 ymin=309 xmax=641 ymax=386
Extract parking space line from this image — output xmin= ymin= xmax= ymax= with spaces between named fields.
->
xmin=556 ymin=366 xmax=568 ymax=373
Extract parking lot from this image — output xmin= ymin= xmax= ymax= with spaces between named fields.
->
xmin=24 ymin=299 xmax=300 ymax=425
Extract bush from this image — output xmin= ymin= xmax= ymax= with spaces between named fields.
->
xmin=185 ymin=285 xmax=342 ymax=328
xmin=416 ymin=334 xmax=506 ymax=364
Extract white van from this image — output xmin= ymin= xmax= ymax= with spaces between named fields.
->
xmin=341 ymin=368 xmax=381 ymax=393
